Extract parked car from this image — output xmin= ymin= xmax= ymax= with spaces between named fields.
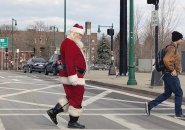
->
xmin=23 ymin=57 xmax=46 ymax=73
xmin=91 ymin=64 xmax=110 ymax=70
xmin=44 ymin=54 xmax=62 ymax=75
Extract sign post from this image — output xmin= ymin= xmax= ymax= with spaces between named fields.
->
xmin=0 ymin=37 xmax=9 ymax=70
xmin=16 ymin=49 xmax=19 ymax=70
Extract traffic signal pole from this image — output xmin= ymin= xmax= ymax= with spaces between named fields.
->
xmin=147 ymin=0 xmax=163 ymax=86
xmin=107 ymin=25 xmax=116 ymax=75
xmin=97 ymin=24 xmax=116 ymax=75
xmin=1 ymin=47 xmax=3 ymax=70
xmin=154 ymin=3 xmax=159 ymax=61
xmin=120 ymin=0 xmax=127 ymax=76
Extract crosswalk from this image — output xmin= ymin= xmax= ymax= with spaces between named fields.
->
xmin=0 ymin=71 xmax=185 ymax=130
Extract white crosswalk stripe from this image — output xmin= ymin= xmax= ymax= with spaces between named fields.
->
xmin=0 ymin=118 xmax=5 ymax=130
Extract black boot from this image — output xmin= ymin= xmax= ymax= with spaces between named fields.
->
xmin=68 ymin=115 xmax=85 ymax=129
xmin=47 ymin=103 xmax=64 ymax=125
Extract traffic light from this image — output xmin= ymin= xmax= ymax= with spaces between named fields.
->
xmin=33 ymin=47 xmax=36 ymax=54
xmin=5 ymin=48 xmax=8 ymax=57
xmin=107 ymin=28 xmax=114 ymax=36
xmin=147 ymin=0 xmax=159 ymax=5
xmin=5 ymin=48 xmax=8 ymax=52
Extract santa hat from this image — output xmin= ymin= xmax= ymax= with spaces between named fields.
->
xmin=70 ymin=23 xmax=84 ymax=35
xmin=172 ymin=31 xmax=183 ymax=42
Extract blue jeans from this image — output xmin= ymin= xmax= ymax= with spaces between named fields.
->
xmin=148 ymin=73 xmax=183 ymax=116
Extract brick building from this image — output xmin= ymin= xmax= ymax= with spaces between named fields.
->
xmin=0 ymin=30 xmax=98 ymax=70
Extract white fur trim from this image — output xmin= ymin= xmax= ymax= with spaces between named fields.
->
xmin=58 ymin=97 xmax=69 ymax=112
xmin=68 ymin=74 xmax=78 ymax=83
xmin=68 ymin=106 xmax=83 ymax=117
xmin=70 ymin=27 xmax=84 ymax=35
xmin=60 ymin=77 xmax=85 ymax=85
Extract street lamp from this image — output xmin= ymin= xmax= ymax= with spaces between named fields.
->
xmin=127 ymin=0 xmax=137 ymax=85
xmin=85 ymin=21 xmax=91 ymax=73
xmin=64 ymin=0 xmax=66 ymax=38
xmin=97 ymin=24 xmax=116 ymax=75
xmin=12 ymin=18 xmax=17 ymax=67
xmin=50 ymin=26 xmax=59 ymax=55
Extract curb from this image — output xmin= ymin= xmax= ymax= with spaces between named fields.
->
xmin=86 ymin=80 xmax=185 ymax=101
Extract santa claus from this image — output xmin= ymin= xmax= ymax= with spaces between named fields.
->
xmin=47 ymin=23 xmax=86 ymax=129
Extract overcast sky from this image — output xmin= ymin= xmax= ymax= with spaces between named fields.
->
xmin=0 ymin=0 xmax=185 ymax=35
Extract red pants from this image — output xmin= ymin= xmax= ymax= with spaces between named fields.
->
xmin=64 ymin=85 xmax=85 ymax=108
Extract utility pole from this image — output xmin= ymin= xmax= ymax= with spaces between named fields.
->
xmin=107 ymin=24 xmax=116 ymax=75
xmin=120 ymin=0 xmax=127 ymax=76
xmin=50 ymin=26 xmax=59 ymax=54
xmin=127 ymin=0 xmax=137 ymax=85
xmin=85 ymin=22 xmax=91 ymax=73
xmin=11 ymin=18 xmax=17 ymax=69
xmin=64 ymin=0 xmax=66 ymax=38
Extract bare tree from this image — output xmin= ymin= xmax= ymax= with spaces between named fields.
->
xmin=158 ymin=0 xmax=180 ymax=49
xmin=134 ymin=7 xmax=144 ymax=64
xmin=113 ymin=32 xmax=120 ymax=68
xmin=140 ymin=0 xmax=180 ymax=59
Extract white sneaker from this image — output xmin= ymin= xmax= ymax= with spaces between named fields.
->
xmin=174 ymin=114 xmax=185 ymax=119
xmin=145 ymin=102 xmax=151 ymax=116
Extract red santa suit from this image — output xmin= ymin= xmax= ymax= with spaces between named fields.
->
xmin=59 ymin=27 xmax=86 ymax=117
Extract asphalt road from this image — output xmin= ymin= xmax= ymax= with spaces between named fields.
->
xmin=0 ymin=71 xmax=185 ymax=130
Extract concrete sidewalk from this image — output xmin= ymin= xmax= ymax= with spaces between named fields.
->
xmin=85 ymin=70 xmax=185 ymax=99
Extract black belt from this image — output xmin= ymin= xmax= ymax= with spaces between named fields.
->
xmin=76 ymin=68 xmax=86 ymax=75
xmin=62 ymin=64 xmax=86 ymax=75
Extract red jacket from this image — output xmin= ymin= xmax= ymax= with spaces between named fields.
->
xmin=59 ymin=38 xmax=86 ymax=85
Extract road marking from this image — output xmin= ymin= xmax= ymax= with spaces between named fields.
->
xmin=11 ymin=79 xmax=20 ymax=82
xmin=86 ymin=84 xmax=185 ymax=109
xmin=8 ymin=76 xmax=27 ymax=78
xmin=44 ymin=114 xmax=67 ymax=129
xmin=83 ymin=90 xmax=112 ymax=106
xmin=33 ymin=79 xmax=43 ymax=81
xmin=0 ymin=82 xmax=10 ymax=84
xmin=0 ymin=108 xmax=48 ymax=110
xmin=36 ymin=90 xmax=66 ymax=95
xmin=0 ymin=113 xmax=175 ymax=116
xmin=0 ymin=98 xmax=53 ymax=107
xmin=101 ymin=97 xmax=144 ymax=104
xmin=0 ymin=76 xmax=5 ymax=79
xmin=36 ymin=90 xmax=92 ymax=98
xmin=0 ymin=82 xmax=52 ymax=86
xmin=27 ymin=128 xmax=123 ymax=130
xmin=0 ymin=84 xmax=61 ymax=98
xmin=103 ymin=115 xmax=147 ymax=130
xmin=154 ymin=114 xmax=185 ymax=127
xmin=0 ymin=107 xmax=176 ymax=111
xmin=85 ymin=107 xmax=174 ymax=110
xmin=0 ymin=86 xmax=27 ymax=91
xmin=57 ymin=115 xmax=68 ymax=126
xmin=0 ymin=118 xmax=5 ymax=130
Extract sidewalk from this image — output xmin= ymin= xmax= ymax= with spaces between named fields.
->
xmin=85 ymin=70 xmax=185 ymax=99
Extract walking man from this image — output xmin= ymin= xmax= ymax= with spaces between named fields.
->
xmin=145 ymin=31 xmax=184 ymax=119
xmin=47 ymin=23 xmax=86 ymax=129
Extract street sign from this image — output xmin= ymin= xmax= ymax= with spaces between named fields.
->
xmin=0 ymin=37 xmax=9 ymax=48
xmin=151 ymin=10 xmax=159 ymax=26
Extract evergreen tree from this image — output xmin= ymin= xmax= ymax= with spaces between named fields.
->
xmin=95 ymin=34 xmax=111 ymax=65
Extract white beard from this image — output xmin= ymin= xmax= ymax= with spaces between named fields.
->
xmin=73 ymin=39 xmax=84 ymax=49
xmin=67 ymin=34 xmax=84 ymax=49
